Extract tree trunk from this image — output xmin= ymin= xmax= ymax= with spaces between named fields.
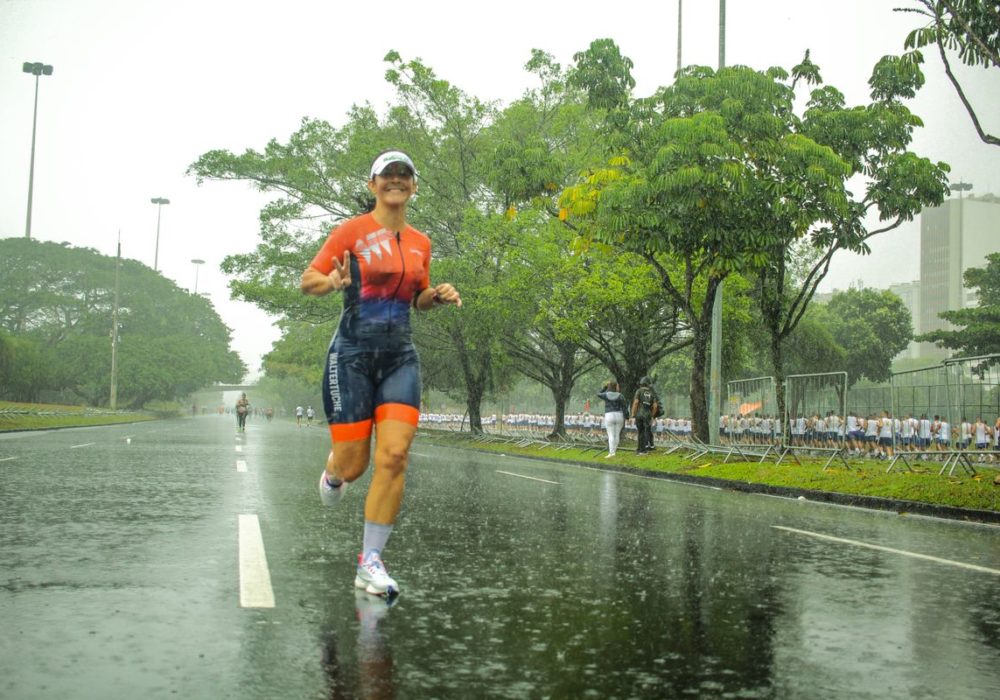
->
xmin=771 ymin=329 xmax=787 ymax=433
xmin=689 ymin=324 xmax=709 ymax=443
xmin=465 ymin=379 xmax=484 ymax=435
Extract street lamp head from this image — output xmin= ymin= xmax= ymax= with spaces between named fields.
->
xmin=150 ymin=197 xmax=170 ymax=205
xmin=950 ymin=182 xmax=973 ymax=193
xmin=22 ymin=62 xmax=53 ymax=76
xmin=191 ymin=258 xmax=205 ymax=265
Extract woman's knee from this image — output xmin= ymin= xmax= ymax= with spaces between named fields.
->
xmin=375 ymin=442 xmax=410 ymax=477
xmin=329 ymin=444 xmax=370 ymax=482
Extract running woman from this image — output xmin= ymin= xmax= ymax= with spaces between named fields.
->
xmin=301 ymin=149 xmax=461 ymax=597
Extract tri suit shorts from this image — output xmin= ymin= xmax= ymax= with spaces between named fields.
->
xmin=322 ymin=327 xmax=421 ymax=442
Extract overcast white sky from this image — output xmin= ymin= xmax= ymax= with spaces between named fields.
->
xmin=2 ymin=0 xmax=999 ymax=378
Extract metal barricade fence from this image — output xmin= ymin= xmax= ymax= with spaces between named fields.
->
xmin=943 ymin=354 xmax=1000 ymax=427
xmin=890 ymin=364 xmax=951 ymax=424
xmin=725 ymin=376 xmax=777 ymax=444
xmin=785 ymin=372 xmax=848 ymax=446
xmin=848 ymin=385 xmax=892 ymax=422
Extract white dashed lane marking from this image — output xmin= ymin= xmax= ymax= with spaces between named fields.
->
xmin=773 ymin=525 xmax=1000 ymax=575
xmin=236 ymin=460 xmax=247 ymax=473
xmin=70 ymin=443 xmax=96 ymax=449
xmin=238 ymin=514 xmax=275 ymax=608
xmin=496 ymin=470 xmax=560 ymax=485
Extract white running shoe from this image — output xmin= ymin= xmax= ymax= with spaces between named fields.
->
xmin=355 ymin=552 xmax=399 ymax=596
xmin=318 ymin=471 xmax=346 ymax=506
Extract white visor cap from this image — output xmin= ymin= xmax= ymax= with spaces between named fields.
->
xmin=370 ymin=151 xmax=417 ymax=180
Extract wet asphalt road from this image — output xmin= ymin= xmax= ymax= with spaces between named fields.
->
xmin=1 ymin=415 xmax=999 ymax=699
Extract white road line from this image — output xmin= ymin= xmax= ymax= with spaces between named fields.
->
xmin=238 ymin=514 xmax=275 ymax=608
xmin=236 ymin=460 xmax=247 ymax=473
xmin=496 ymin=470 xmax=560 ymax=485
xmin=410 ymin=452 xmax=430 ymax=458
xmin=0 ymin=456 xmax=16 ymax=462
xmin=235 ymin=445 xmax=243 ymax=453
xmin=69 ymin=442 xmax=96 ymax=449
xmin=773 ymin=525 xmax=1000 ymax=576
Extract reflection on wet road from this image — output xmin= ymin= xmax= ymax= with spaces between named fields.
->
xmin=1 ymin=417 xmax=998 ymax=698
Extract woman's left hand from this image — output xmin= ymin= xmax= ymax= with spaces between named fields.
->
xmin=432 ymin=283 xmax=462 ymax=308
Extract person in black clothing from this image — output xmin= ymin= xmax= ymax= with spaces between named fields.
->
xmin=631 ymin=376 xmax=659 ymax=454
xmin=597 ymin=380 xmax=627 ymax=458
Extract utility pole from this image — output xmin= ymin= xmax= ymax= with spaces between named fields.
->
xmin=708 ymin=0 xmax=726 ymax=444
xmin=150 ymin=197 xmax=170 ymax=271
xmin=677 ymin=0 xmax=683 ymax=75
xmin=110 ymin=233 xmax=121 ymax=410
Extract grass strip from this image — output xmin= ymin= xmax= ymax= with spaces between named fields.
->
xmin=421 ymin=432 xmax=1000 ymax=515
xmin=0 ymin=401 xmax=156 ymax=432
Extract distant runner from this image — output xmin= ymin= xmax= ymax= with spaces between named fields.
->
xmin=235 ymin=393 xmax=250 ymax=432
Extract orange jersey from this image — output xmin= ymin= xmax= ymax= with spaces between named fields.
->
xmin=310 ymin=213 xmax=430 ymax=335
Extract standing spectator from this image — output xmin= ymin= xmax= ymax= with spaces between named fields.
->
xmin=597 ymin=381 xmax=627 ymax=458
xmin=630 ymin=376 xmax=659 ymax=455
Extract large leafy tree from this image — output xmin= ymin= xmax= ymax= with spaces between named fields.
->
xmin=752 ymin=51 xmax=948 ymax=423
xmin=897 ymin=0 xmax=1000 ymax=147
xmin=815 ymin=288 xmax=913 ymax=385
xmin=189 ymin=53 xmax=523 ymax=432
xmin=560 ymin=41 xmax=878 ymax=440
xmin=0 ymin=238 xmax=245 ymax=406
xmin=918 ymin=252 xmax=1000 ymax=356
xmin=491 ymin=49 xmax=695 ymax=421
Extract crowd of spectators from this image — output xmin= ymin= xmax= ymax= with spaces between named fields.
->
xmin=722 ymin=411 xmax=1000 ymax=462
xmin=418 ymin=411 xmax=694 ymax=444
xmin=418 ymin=408 xmax=1000 ymax=463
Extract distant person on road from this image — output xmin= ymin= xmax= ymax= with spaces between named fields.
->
xmin=295 ymin=405 xmax=304 ymax=426
xmin=235 ymin=393 xmax=250 ymax=432
xmin=301 ymin=148 xmax=461 ymax=598
xmin=597 ymin=380 xmax=627 ymax=458
xmin=630 ymin=376 xmax=659 ymax=455
xmin=306 ymin=406 xmax=316 ymax=425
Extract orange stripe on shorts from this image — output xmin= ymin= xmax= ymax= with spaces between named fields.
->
xmin=329 ymin=420 xmax=373 ymax=442
xmin=374 ymin=403 xmax=420 ymax=426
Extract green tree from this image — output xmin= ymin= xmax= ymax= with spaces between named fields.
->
xmin=918 ymin=252 xmax=1000 ymax=356
xmin=818 ymin=288 xmax=913 ymax=384
xmin=561 ymin=41 xmax=927 ymax=440
xmin=190 ymin=52 xmax=522 ymax=433
xmin=752 ymin=51 xmax=948 ymax=423
xmin=897 ymin=0 xmax=1000 ymax=146
xmin=0 ymin=238 xmax=245 ymax=407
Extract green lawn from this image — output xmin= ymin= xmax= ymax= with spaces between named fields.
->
xmin=0 ymin=401 xmax=156 ymax=431
xmin=422 ymin=431 xmax=1000 ymax=515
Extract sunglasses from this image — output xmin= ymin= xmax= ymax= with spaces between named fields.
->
xmin=378 ymin=164 xmax=414 ymax=179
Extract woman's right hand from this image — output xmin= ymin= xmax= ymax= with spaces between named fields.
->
xmin=329 ymin=251 xmax=352 ymax=291
xmin=300 ymin=250 xmax=352 ymax=296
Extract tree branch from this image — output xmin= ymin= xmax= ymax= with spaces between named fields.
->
xmin=936 ymin=34 xmax=1000 ymax=146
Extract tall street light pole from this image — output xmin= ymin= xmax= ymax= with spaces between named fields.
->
xmin=677 ymin=0 xmax=683 ymax=75
xmin=191 ymin=258 xmax=205 ymax=294
xmin=150 ymin=197 xmax=170 ymax=271
xmin=22 ymin=61 xmax=53 ymax=240
xmin=708 ymin=0 xmax=726 ymax=444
